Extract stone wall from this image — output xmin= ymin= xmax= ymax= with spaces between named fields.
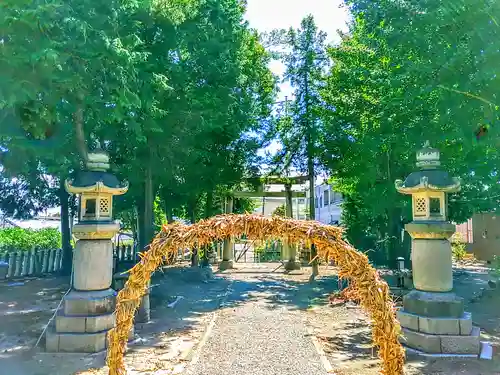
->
xmin=470 ymin=213 xmax=500 ymax=262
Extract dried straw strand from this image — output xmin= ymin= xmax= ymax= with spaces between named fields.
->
xmin=106 ymin=214 xmax=404 ymax=375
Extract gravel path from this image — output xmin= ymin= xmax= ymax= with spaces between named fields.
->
xmin=185 ymin=274 xmax=329 ymax=375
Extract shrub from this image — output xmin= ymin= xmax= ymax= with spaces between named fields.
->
xmin=253 ymin=241 xmax=281 ymax=262
xmin=272 ymin=204 xmax=286 ymax=217
xmin=0 ymin=227 xmax=62 ymax=252
xmin=451 ymin=232 xmax=468 ymax=262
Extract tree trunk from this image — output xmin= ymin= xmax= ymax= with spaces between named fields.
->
xmin=142 ymin=160 xmax=154 ymax=250
xmin=137 ymin=201 xmax=145 ymax=251
xmin=303 ymin=70 xmax=319 ymax=281
xmin=60 ymin=180 xmax=73 ymax=277
xmin=165 ymin=203 xmax=174 ymax=224
xmin=161 ymin=189 xmax=175 ymax=224
xmin=387 ymin=207 xmax=404 ymax=268
xmin=189 ymin=199 xmax=198 ymax=267
xmin=135 ymin=204 xmax=142 ymax=252
xmin=73 ymin=101 xmax=88 ymax=163
xmin=200 ymin=191 xmax=214 ymax=267
xmin=284 ymin=183 xmax=293 ymax=218
xmin=205 ymin=190 xmax=213 ymax=218
xmin=307 ymin=136 xmax=319 ymax=280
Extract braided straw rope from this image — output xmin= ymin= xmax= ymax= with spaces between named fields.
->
xmin=106 ymin=214 xmax=404 ymax=375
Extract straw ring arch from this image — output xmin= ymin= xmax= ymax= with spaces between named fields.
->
xmin=106 ymin=214 xmax=405 ymax=375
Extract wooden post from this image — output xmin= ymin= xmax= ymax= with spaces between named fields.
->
xmin=4 ymin=252 xmax=10 ymax=278
xmin=54 ymin=249 xmax=62 ymax=273
xmin=7 ymin=251 xmax=16 ymax=278
xmin=43 ymin=249 xmax=50 ymax=273
xmin=48 ymin=249 xmax=55 ymax=273
xmin=57 ymin=248 xmax=64 ymax=271
xmin=28 ymin=247 xmax=36 ymax=275
xmin=14 ymin=251 xmax=22 ymax=277
xmin=35 ymin=249 xmax=43 ymax=275
xmin=21 ymin=251 xmax=28 ymax=277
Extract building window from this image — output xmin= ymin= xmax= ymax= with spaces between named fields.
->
xmin=319 ymin=196 xmax=323 ymax=208
xmin=315 ymin=198 xmax=319 ymax=208
xmin=330 ymin=191 xmax=336 ymax=205
xmin=324 ymin=190 xmax=329 ymax=207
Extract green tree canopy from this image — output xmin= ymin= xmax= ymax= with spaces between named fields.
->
xmin=319 ymin=0 xmax=500 ymax=264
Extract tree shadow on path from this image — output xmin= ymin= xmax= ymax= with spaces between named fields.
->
xmin=0 ymin=264 xmax=344 ymax=375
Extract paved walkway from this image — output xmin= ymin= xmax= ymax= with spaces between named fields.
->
xmin=185 ymin=270 xmax=329 ymax=375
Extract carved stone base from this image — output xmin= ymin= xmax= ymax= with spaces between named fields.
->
xmin=46 ymin=288 xmax=129 ymax=353
xmin=397 ymin=290 xmax=480 ymax=356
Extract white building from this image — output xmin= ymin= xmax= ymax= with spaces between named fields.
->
xmin=0 ymin=207 xmax=62 ymax=230
xmin=247 ymin=179 xmax=343 ymax=225
xmin=251 ymin=181 xmax=309 ymax=219
xmin=309 ymin=183 xmax=343 ymax=225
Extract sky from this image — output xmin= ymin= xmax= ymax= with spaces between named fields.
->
xmin=244 ymin=0 xmax=351 ymax=162
xmin=244 ymin=0 xmax=350 ymax=101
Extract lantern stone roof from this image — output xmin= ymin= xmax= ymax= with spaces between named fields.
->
xmin=395 ymin=141 xmax=461 ymax=194
xmin=65 ymin=151 xmax=128 ymax=195
xmin=70 ymin=171 xmax=124 ymax=189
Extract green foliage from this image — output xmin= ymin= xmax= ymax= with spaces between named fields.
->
xmin=253 ymin=241 xmax=281 ymax=262
xmin=274 ymin=16 xmax=328 ymax=180
xmin=153 ymin=196 xmax=166 ymax=231
xmin=318 ymin=1 xmax=500 ymax=264
xmin=0 ymin=227 xmax=62 ymax=252
xmin=0 ymin=171 xmax=59 ymax=219
xmin=233 ymin=197 xmax=257 ymax=215
xmin=272 ymin=204 xmax=286 ymax=217
xmin=0 ymin=0 xmax=277 ymax=246
xmin=451 ymin=233 xmax=468 ymax=262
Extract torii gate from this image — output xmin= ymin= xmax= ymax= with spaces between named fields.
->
xmin=219 ymin=176 xmax=309 ymax=271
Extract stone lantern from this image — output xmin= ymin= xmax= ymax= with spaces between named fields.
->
xmin=394 ymin=142 xmax=480 ymax=356
xmin=46 ymin=150 xmax=128 ymax=353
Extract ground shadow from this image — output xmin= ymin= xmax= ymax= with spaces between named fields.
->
xmin=220 ymin=272 xmax=342 ymax=311
xmin=15 ymin=262 xmax=500 ymax=375
xmin=0 ymin=263 xmax=344 ymax=374
xmin=0 ymin=277 xmax=70 ymax=351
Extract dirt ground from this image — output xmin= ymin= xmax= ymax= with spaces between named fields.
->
xmin=0 ymin=262 xmax=498 ymax=375
xmin=306 ymin=261 xmax=500 ymax=375
xmin=0 ymin=266 xmax=231 ymax=375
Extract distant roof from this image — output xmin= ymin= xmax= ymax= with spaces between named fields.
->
xmin=7 ymin=218 xmax=61 ymax=230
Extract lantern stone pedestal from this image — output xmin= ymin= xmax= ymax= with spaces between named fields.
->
xmin=46 ymin=151 xmax=131 ymax=353
xmin=395 ymin=142 xmax=480 ymax=356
